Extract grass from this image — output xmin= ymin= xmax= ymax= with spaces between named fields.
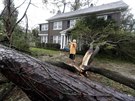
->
xmin=29 ymin=47 xmax=61 ymax=57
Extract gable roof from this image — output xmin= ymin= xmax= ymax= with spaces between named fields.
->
xmin=47 ymin=0 xmax=128 ymax=21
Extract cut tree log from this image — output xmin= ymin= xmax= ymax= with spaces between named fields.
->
xmin=0 ymin=44 xmax=135 ymax=101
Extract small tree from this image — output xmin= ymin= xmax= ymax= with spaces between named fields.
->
xmin=71 ymin=15 xmax=134 ymax=70
xmin=12 ymin=26 xmax=30 ymax=52
xmin=30 ymin=28 xmax=40 ymax=46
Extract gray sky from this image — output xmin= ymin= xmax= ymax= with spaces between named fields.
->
xmin=0 ymin=0 xmax=135 ymax=29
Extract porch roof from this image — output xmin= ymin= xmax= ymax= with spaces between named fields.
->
xmin=60 ymin=27 xmax=73 ymax=34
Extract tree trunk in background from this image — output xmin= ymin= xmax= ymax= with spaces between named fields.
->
xmin=0 ymin=44 xmax=135 ymax=101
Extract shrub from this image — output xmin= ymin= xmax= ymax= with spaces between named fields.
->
xmin=46 ymin=43 xmax=60 ymax=50
xmin=12 ymin=29 xmax=30 ymax=53
xmin=35 ymin=42 xmax=60 ymax=50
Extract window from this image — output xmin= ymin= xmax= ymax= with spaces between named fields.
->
xmin=97 ymin=15 xmax=107 ymax=20
xmin=41 ymin=34 xmax=48 ymax=43
xmin=53 ymin=35 xmax=61 ymax=44
xmin=58 ymin=36 xmax=61 ymax=44
xmin=41 ymin=24 xmax=48 ymax=31
xmin=70 ymin=20 xmax=76 ymax=28
xmin=107 ymin=15 xmax=112 ymax=20
xmin=53 ymin=21 xmax=62 ymax=30
xmin=53 ymin=36 xmax=57 ymax=43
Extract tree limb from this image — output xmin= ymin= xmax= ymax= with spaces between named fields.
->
xmin=107 ymin=39 xmax=129 ymax=44
xmin=88 ymin=45 xmax=100 ymax=65
xmin=11 ymin=0 xmax=31 ymax=34
xmin=10 ymin=0 xmax=27 ymax=17
xmin=25 ymin=14 xmax=28 ymax=36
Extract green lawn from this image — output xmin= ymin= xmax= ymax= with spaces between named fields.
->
xmin=30 ymin=47 xmax=60 ymax=57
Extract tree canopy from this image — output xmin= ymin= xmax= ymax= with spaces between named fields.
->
xmin=71 ymin=15 xmax=135 ymax=62
xmin=42 ymin=0 xmax=97 ymax=13
xmin=71 ymin=15 xmax=118 ymax=47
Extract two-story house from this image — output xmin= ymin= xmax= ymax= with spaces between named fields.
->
xmin=39 ymin=1 xmax=128 ymax=49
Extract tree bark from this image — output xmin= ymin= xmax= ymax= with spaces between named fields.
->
xmin=0 ymin=44 xmax=135 ymax=101
xmin=79 ymin=43 xmax=100 ymax=70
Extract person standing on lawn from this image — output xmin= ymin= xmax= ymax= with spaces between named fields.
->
xmin=69 ymin=39 xmax=77 ymax=63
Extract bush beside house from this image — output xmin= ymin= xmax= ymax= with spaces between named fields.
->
xmin=36 ymin=42 xmax=60 ymax=50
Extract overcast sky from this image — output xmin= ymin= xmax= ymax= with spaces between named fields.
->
xmin=0 ymin=0 xmax=135 ymax=29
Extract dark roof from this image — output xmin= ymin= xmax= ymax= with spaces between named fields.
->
xmin=39 ymin=23 xmax=48 ymax=25
xmin=47 ymin=0 xmax=128 ymax=21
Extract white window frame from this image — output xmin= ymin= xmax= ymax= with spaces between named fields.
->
xmin=53 ymin=35 xmax=61 ymax=44
xmin=53 ymin=36 xmax=57 ymax=43
xmin=97 ymin=15 xmax=107 ymax=20
xmin=39 ymin=34 xmax=48 ymax=43
xmin=41 ymin=24 xmax=48 ymax=31
xmin=53 ymin=21 xmax=62 ymax=30
xmin=70 ymin=19 xmax=76 ymax=28
xmin=58 ymin=36 xmax=61 ymax=44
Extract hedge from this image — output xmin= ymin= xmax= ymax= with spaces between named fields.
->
xmin=36 ymin=42 xmax=60 ymax=50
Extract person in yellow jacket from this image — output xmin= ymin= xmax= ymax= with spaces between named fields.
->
xmin=69 ymin=39 xmax=77 ymax=63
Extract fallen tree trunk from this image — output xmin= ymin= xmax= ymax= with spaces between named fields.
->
xmin=49 ymin=61 xmax=135 ymax=90
xmin=0 ymin=45 xmax=135 ymax=101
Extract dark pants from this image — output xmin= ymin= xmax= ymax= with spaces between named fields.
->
xmin=69 ymin=54 xmax=75 ymax=60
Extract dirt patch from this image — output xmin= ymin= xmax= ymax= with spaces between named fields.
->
xmin=4 ymin=87 xmax=31 ymax=101
xmin=0 ymin=73 xmax=31 ymax=101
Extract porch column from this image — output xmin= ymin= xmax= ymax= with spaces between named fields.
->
xmin=61 ymin=34 xmax=66 ymax=49
xmin=66 ymin=35 xmax=68 ymax=45
xmin=63 ymin=34 xmax=66 ymax=49
xmin=60 ymin=34 xmax=63 ymax=49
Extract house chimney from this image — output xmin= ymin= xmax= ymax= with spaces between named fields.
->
xmin=57 ymin=10 xmax=61 ymax=14
xmin=90 ymin=3 xmax=94 ymax=7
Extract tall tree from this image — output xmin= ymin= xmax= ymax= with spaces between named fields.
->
xmin=42 ymin=0 xmax=96 ymax=13
xmin=0 ymin=0 xmax=31 ymax=47
xmin=2 ymin=0 xmax=18 ymax=45
xmin=70 ymin=0 xmax=81 ymax=11
xmin=121 ymin=9 xmax=135 ymax=32
xmin=43 ymin=0 xmax=68 ymax=13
